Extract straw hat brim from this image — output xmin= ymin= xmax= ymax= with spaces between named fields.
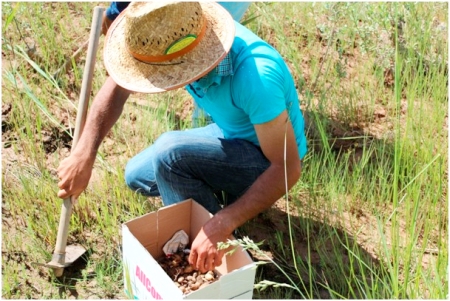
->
xmin=103 ymin=2 xmax=235 ymax=94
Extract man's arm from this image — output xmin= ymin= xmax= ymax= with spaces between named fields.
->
xmin=57 ymin=77 xmax=131 ymax=199
xmin=189 ymin=110 xmax=301 ymax=272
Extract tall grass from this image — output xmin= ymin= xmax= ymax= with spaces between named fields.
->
xmin=2 ymin=1 xmax=448 ymax=299
xmin=243 ymin=2 xmax=447 ymax=299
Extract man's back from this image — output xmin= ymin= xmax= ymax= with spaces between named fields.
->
xmin=187 ymin=21 xmax=308 ymax=159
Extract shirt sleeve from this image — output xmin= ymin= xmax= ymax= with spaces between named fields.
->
xmin=232 ymin=56 xmax=287 ymax=125
xmin=105 ymin=2 xmax=131 ymax=20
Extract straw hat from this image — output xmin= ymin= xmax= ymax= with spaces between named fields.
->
xmin=103 ymin=1 xmax=235 ymax=93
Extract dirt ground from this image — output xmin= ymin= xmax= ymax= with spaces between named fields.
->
xmin=1 ymin=3 xmax=446 ymax=299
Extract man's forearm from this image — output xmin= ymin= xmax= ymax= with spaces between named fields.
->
xmin=56 ymin=77 xmax=130 ymax=199
xmin=215 ymin=111 xmax=303 ymax=234
xmin=188 ymin=162 xmax=300 ymax=272
xmin=72 ymin=77 xmax=131 ymax=158
xmin=212 ymin=162 xmax=301 ymax=235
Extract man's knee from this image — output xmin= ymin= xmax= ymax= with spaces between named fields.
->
xmin=125 ymin=131 xmax=195 ymax=194
xmin=152 ymin=132 xmax=201 ymax=181
xmin=124 ymin=159 xmax=140 ymax=189
xmin=124 ymin=160 xmax=158 ymax=196
xmin=124 ymin=132 xmax=183 ymax=187
xmin=153 ymin=131 xmax=191 ymax=162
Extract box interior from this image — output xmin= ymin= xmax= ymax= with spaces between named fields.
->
xmin=123 ymin=199 xmax=255 ymax=299
xmin=125 ymin=199 xmax=254 ymax=272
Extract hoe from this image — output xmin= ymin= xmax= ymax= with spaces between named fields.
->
xmin=35 ymin=6 xmax=104 ymax=277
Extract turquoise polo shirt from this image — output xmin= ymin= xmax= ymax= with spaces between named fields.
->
xmin=186 ymin=22 xmax=308 ymax=159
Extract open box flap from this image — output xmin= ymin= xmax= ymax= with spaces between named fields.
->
xmin=189 ymin=200 xmax=213 ymax=239
xmin=156 ymin=199 xmax=192 ymax=258
xmin=123 ymin=210 xmax=159 ymax=254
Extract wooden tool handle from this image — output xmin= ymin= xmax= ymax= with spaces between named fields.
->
xmin=54 ymin=6 xmax=104 ymax=257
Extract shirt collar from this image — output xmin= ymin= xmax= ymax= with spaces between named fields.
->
xmin=190 ymin=53 xmax=233 ymax=94
xmin=214 ymin=53 xmax=233 ymax=77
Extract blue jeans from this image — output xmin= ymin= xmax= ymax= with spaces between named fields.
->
xmin=124 ymin=123 xmax=270 ymax=214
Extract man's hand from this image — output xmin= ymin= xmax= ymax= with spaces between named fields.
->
xmin=102 ymin=11 xmax=113 ymax=36
xmin=188 ymin=216 xmax=233 ymax=273
xmin=56 ymin=77 xmax=131 ymax=201
xmin=57 ymin=152 xmax=94 ymax=200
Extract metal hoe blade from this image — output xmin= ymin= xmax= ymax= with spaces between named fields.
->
xmin=33 ymin=245 xmax=86 ymax=277
xmin=48 ymin=245 xmax=87 ymax=268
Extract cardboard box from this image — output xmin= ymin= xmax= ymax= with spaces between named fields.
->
xmin=122 ymin=199 xmax=256 ymax=299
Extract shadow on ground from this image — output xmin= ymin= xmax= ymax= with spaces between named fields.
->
xmin=238 ymin=204 xmax=386 ymax=299
xmin=52 ymin=250 xmax=91 ymax=299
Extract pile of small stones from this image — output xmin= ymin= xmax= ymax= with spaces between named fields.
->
xmin=157 ymin=250 xmax=219 ymax=295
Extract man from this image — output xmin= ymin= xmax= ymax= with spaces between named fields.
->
xmin=57 ymin=2 xmax=307 ymax=274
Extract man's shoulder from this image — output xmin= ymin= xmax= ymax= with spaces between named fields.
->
xmin=233 ymin=22 xmax=268 ymax=47
xmin=231 ymin=22 xmax=283 ymax=66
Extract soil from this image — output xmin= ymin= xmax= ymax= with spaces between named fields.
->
xmin=157 ymin=250 xmax=219 ymax=295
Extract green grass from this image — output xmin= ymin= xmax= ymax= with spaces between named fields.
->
xmin=2 ymin=2 xmax=448 ymax=299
